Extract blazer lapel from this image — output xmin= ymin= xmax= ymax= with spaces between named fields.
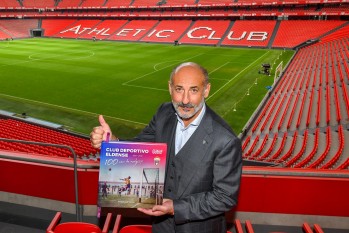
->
xmin=162 ymin=111 xmax=177 ymax=177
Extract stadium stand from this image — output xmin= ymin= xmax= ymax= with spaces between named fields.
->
xmin=0 ymin=117 xmax=98 ymax=159
xmin=0 ymin=19 xmax=38 ymax=38
xmin=272 ymin=20 xmax=345 ymax=48
xmin=41 ymin=19 xmax=77 ymax=37
xmin=165 ymin=0 xmax=196 ymax=5
xmin=80 ymin=0 xmax=106 ymax=7
xmin=0 ymin=29 xmax=11 ymax=40
xmin=104 ymin=0 xmax=132 ymax=7
xmin=198 ymin=0 xmax=233 ymax=4
xmin=0 ymin=0 xmax=21 ymax=7
xmin=132 ymin=0 xmax=161 ymax=7
xmin=1 ymin=1 xmax=349 ymax=231
xmin=21 ymin=0 xmax=56 ymax=8
xmin=242 ymin=21 xmax=349 ymax=170
xmin=57 ymin=0 xmax=82 ymax=8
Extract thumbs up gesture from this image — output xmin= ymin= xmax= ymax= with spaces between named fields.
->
xmin=90 ymin=115 xmax=114 ymax=149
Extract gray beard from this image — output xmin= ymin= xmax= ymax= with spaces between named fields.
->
xmin=172 ymin=98 xmax=205 ymax=120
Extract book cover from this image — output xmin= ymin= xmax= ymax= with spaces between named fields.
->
xmin=98 ymin=141 xmax=167 ymax=209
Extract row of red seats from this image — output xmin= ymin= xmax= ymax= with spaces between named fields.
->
xmin=294 ymin=128 xmax=319 ymax=168
xmin=46 ymin=212 xmax=326 ymax=233
xmin=37 ymin=19 xmax=347 ymax=49
xmin=3 ymin=0 xmax=348 ymax=8
xmin=285 ymin=130 xmax=308 ymax=167
xmin=0 ymin=118 xmax=98 ymax=160
xmin=243 ymin=125 xmax=347 ymax=170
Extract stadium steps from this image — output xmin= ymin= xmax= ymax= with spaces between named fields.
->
xmin=267 ymin=20 xmax=280 ymax=49
xmin=176 ymin=20 xmax=195 ymax=42
xmin=138 ymin=20 xmax=161 ymax=42
xmin=317 ymin=21 xmax=349 ymax=42
xmin=217 ymin=20 xmax=235 ymax=47
xmin=103 ymin=20 xmax=129 ymax=40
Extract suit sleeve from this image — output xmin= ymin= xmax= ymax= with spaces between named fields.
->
xmin=173 ymin=136 xmax=242 ymax=224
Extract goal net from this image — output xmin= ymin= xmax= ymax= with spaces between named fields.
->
xmin=141 ymin=168 xmax=161 ymax=203
xmin=274 ymin=61 xmax=283 ymax=84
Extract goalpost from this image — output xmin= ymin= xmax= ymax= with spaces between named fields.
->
xmin=139 ymin=168 xmax=162 ymax=204
xmin=274 ymin=61 xmax=283 ymax=84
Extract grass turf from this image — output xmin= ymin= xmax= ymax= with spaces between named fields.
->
xmin=0 ymin=38 xmax=294 ymax=138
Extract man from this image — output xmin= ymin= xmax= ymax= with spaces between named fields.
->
xmin=120 ymin=176 xmax=131 ymax=195
xmin=90 ymin=62 xmax=242 ymax=233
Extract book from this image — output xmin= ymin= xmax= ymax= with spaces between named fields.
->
xmin=97 ymin=141 xmax=167 ymax=209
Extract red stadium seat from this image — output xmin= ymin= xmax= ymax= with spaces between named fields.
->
xmin=302 ymin=222 xmax=313 ymax=233
xmin=234 ymin=219 xmax=244 ymax=233
xmin=46 ymin=212 xmax=116 ymax=233
xmin=117 ymin=219 xmax=234 ymax=233
xmin=245 ymin=220 xmax=255 ymax=233
xmin=119 ymin=225 xmax=152 ymax=233
xmin=314 ymin=224 xmax=325 ymax=233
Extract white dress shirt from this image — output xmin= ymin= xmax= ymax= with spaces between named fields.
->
xmin=175 ymin=104 xmax=206 ymax=155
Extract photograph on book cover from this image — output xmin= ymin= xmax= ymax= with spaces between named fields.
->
xmin=98 ymin=141 xmax=167 ymax=209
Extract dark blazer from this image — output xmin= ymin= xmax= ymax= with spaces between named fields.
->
xmin=133 ymin=102 xmax=242 ymax=233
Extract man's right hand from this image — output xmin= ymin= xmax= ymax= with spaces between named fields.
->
xmin=90 ymin=115 xmax=113 ymax=149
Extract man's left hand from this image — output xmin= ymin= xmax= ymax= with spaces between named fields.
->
xmin=137 ymin=199 xmax=174 ymax=216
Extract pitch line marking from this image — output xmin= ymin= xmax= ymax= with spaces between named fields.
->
xmin=153 ymin=60 xmax=181 ymax=71
xmin=207 ymin=51 xmax=270 ymax=101
xmin=1 ymin=49 xmax=96 ymax=67
xmin=122 ymin=53 xmax=204 ymax=86
xmin=209 ymin=62 xmax=230 ymax=75
xmin=0 ymin=93 xmax=147 ymax=126
xmin=122 ymin=84 xmax=168 ymax=92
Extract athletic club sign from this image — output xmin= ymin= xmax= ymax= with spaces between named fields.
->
xmin=59 ymin=24 xmax=269 ymax=41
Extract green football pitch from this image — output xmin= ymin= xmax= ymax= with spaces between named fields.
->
xmin=0 ymin=38 xmax=294 ymax=138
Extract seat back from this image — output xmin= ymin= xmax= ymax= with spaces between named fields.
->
xmin=46 ymin=212 xmax=115 ymax=233
xmin=119 ymin=225 xmax=152 ymax=233
xmin=53 ymin=222 xmax=102 ymax=233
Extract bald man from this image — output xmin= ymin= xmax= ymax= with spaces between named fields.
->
xmin=90 ymin=62 xmax=242 ymax=233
